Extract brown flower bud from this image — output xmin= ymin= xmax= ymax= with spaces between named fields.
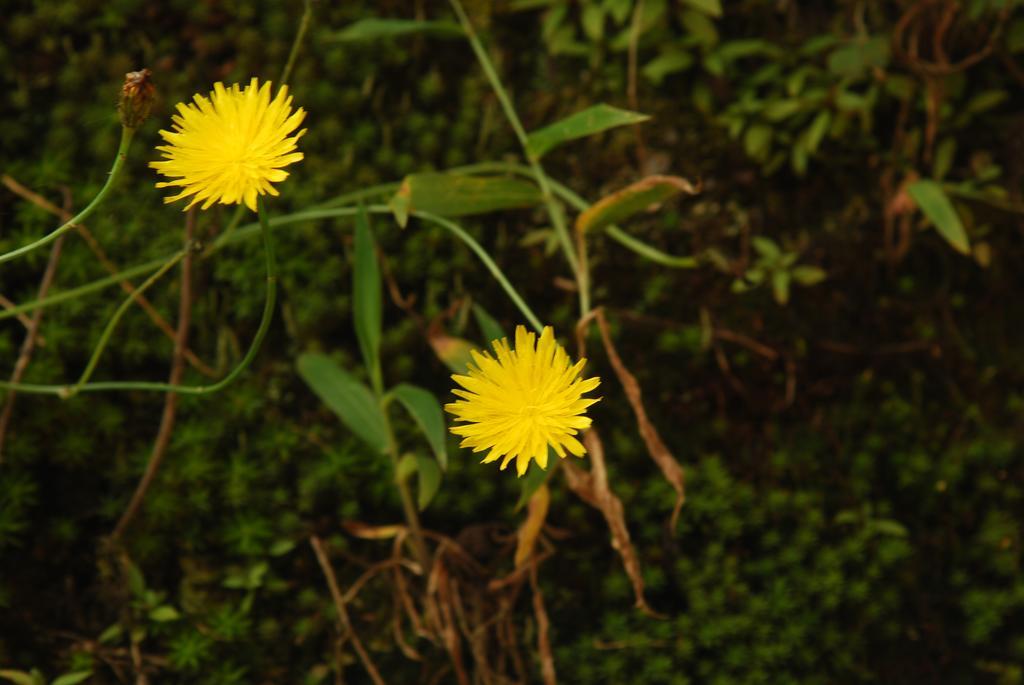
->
xmin=118 ymin=69 xmax=155 ymax=129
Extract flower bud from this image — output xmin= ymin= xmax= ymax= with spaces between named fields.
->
xmin=118 ymin=69 xmax=155 ymax=129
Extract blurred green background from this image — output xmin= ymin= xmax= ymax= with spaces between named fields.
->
xmin=2 ymin=0 xmax=1024 ymax=683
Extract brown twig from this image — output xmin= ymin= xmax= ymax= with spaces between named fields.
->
xmin=0 ymin=192 xmax=69 ymax=461
xmin=530 ymin=562 xmax=557 ymax=685
xmin=561 ymin=430 xmax=659 ymax=616
xmin=110 ymin=209 xmax=196 ymax=540
xmin=0 ymin=294 xmax=36 ymax=331
xmin=584 ymin=307 xmax=686 ymax=530
xmin=1 ymin=174 xmax=216 ymax=377
xmin=310 ymin=535 xmax=388 ymax=685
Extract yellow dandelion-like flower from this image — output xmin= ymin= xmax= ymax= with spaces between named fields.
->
xmin=445 ymin=325 xmax=601 ymax=477
xmin=150 ymin=77 xmax=306 ymax=211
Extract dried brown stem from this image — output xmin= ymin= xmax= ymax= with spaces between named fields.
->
xmin=310 ymin=535 xmax=387 ymax=685
xmin=530 ymin=562 xmax=557 ymax=685
xmin=588 ymin=307 xmax=686 ymax=530
xmin=0 ymin=192 xmax=69 ymax=461
xmin=0 ymin=294 xmax=36 ymax=331
xmin=110 ymin=210 xmax=196 ymax=540
xmin=561 ymin=428 xmax=658 ymax=616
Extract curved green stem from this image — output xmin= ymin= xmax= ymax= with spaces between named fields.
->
xmin=447 ymin=0 xmax=585 ymax=313
xmin=279 ymin=0 xmax=314 ymax=86
xmin=69 ymin=250 xmax=187 ymax=396
xmin=1 ymin=199 xmax=542 ymax=366
xmin=0 ymin=127 xmax=134 ymax=265
xmin=412 ymin=210 xmax=544 ymax=334
xmin=0 ymin=200 xmax=278 ymax=396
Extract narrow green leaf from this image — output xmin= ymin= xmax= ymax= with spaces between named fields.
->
xmin=331 ymin=18 xmax=463 ymax=42
xmin=932 ymin=138 xmax=956 ymax=181
xmin=0 ymin=671 xmax=37 ymax=685
xmin=681 ymin=9 xmax=719 ymax=47
xmin=642 ymin=50 xmax=694 ymax=85
xmin=415 ymin=455 xmax=442 ymax=510
xmin=428 ymin=333 xmax=475 ymax=374
xmin=353 ymin=207 xmax=382 ymax=391
xmin=297 ymin=354 xmax=389 ymax=453
xmin=576 ymin=175 xmax=700 ymax=235
xmin=771 ymin=270 xmax=790 ymax=305
xmin=906 ymin=180 xmax=970 ymax=255
xmin=744 ymin=124 xmax=772 ymax=160
xmin=751 ymin=236 xmax=781 ymax=260
xmin=791 ymin=265 xmax=827 ymax=286
xmin=525 ymin=104 xmax=650 ymax=159
xmin=390 ymin=383 xmax=448 ymax=470
xmin=392 ymin=173 xmax=541 ymax=218
xmin=472 ymin=304 xmax=507 ymax=345
xmin=51 ymin=674 xmax=93 ymax=685
xmin=805 ymin=110 xmax=832 ymax=153
xmin=396 ymin=453 xmax=418 ymax=482
xmin=148 ymin=606 xmax=180 ymax=622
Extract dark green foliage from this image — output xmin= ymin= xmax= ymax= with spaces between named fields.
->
xmin=3 ymin=0 xmax=1024 ymax=683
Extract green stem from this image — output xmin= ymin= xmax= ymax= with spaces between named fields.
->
xmin=413 ymin=210 xmax=544 ymax=334
xmin=0 ymin=127 xmax=134 ymax=265
xmin=1 ymin=203 xmax=542 ymax=358
xmin=0 ymin=255 xmax=173 ymax=322
xmin=454 ymin=162 xmax=700 ymax=269
xmin=447 ymin=0 xmax=585 ymax=311
xmin=69 ymin=251 xmax=187 ymax=396
xmin=0 ymin=200 xmax=278 ymax=396
xmin=380 ymin=407 xmax=431 ymax=571
xmin=279 ymin=0 xmax=314 ymax=86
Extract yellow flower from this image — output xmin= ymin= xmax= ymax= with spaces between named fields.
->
xmin=150 ymin=78 xmax=306 ymax=211
xmin=445 ymin=326 xmax=600 ymax=476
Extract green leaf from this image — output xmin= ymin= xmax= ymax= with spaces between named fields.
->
xmin=297 ymin=354 xmax=389 ymax=453
xmin=791 ymin=265 xmax=827 ymax=286
xmin=683 ymin=0 xmax=722 ymax=17
xmin=751 ymin=236 xmax=781 ymax=260
xmin=642 ymin=50 xmax=694 ymax=85
xmin=52 ymin=673 xmax=92 ymax=685
xmin=428 ymin=332 xmax=476 ymax=374
xmin=762 ymin=99 xmax=802 ymax=121
xmin=516 ymin=454 xmax=553 ymax=511
xmin=396 ymin=453 xmax=418 ymax=482
xmin=965 ymin=89 xmax=1007 ymax=115
xmin=98 ymin=623 xmax=122 ymax=644
xmin=390 ymin=384 xmax=448 ymax=470
xmin=805 ymin=110 xmax=832 ymax=153
xmin=525 ymin=104 xmax=650 ymax=159
xmin=0 ymin=671 xmax=38 ymax=685
xmin=932 ymin=138 xmax=956 ymax=181
xmin=331 ymin=18 xmax=463 ymax=42
xmin=149 ymin=606 xmax=180 ymax=622
xmin=906 ymin=180 xmax=970 ymax=255
xmin=391 ymin=173 xmax=541 ymax=219
xmin=353 ymin=207 xmax=382 ymax=390
xmin=827 ymin=36 xmax=889 ymax=77
xmin=771 ymin=270 xmax=791 ymax=305
xmin=472 ymin=304 xmax=507 ymax=345
xmin=869 ymin=519 xmax=909 ymax=538
xmin=581 ymin=4 xmax=605 ymax=41
xmin=415 ymin=455 xmax=442 ymax=510
xmin=744 ymin=124 xmax=772 ymax=160
xmin=576 ymin=175 xmax=700 ymax=235
xmin=681 ymin=9 xmax=719 ymax=48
